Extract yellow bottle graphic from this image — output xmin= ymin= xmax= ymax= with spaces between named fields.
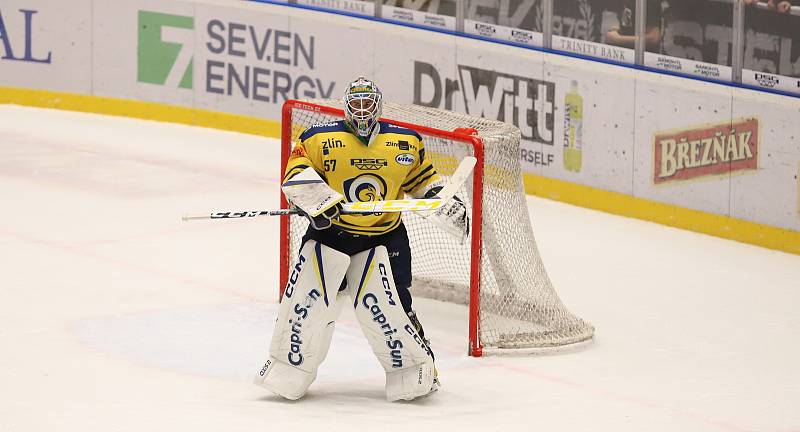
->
xmin=563 ymin=80 xmax=583 ymax=173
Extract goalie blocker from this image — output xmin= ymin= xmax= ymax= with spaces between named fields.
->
xmin=255 ymin=240 xmax=437 ymax=401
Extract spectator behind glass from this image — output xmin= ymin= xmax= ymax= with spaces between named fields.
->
xmin=744 ymin=0 xmax=794 ymax=13
xmin=605 ymin=0 xmax=663 ymax=51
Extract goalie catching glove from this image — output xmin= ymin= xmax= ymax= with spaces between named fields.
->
xmin=424 ymin=187 xmax=470 ymax=244
xmin=282 ymin=167 xmax=344 ymax=230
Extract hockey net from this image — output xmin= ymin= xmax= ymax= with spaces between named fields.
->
xmin=279 ymin=99 xmax=594 ymax=356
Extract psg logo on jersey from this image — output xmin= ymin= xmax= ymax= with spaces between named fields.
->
xmin=343 ymin=174 xmax=388 ymax=203
xmin=351 ymin=158 xmax=388 ymax=170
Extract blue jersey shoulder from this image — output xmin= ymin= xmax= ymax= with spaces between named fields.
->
xmin=379 ymin=122 xmax=422 ymax=141
xmin=299 ymin=120 xmax=349 ymax=142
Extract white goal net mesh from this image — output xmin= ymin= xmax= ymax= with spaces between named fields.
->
xmin=284 ymin=100 xmax=594 ymax=353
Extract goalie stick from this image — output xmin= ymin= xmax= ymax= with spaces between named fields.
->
xmin=428 ymin=155 xmax=476 ymax=207
xmin=182 ymin=156 xmax=477 ymax=222
xmin=418 ymin=155 xmax=475 ymax=219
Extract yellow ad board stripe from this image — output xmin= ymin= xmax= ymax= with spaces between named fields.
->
xmin=523 ymin=174 xmax=800 ymax=256
xmin=0 ymin=86 xmax=280 ymax=138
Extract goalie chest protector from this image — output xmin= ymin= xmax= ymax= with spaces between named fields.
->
xmin=284 ymin=121 xmax=443 ymax=235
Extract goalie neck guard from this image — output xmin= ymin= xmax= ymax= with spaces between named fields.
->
xmin=344 ymin=76 xmax=383 ymax=144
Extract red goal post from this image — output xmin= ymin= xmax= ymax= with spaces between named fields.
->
xmin=278 ymin=99 xmax=594 ymax=357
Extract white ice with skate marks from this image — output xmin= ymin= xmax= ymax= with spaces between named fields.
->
xmin=1 ymin=105 xmax=799 ymax=431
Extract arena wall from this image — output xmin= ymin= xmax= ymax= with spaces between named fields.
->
xmin=1 ymin=0 xmax=798 ymax=254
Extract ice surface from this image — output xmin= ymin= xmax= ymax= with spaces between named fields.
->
xmin=1 ymin=105 xmax=798 ymax=431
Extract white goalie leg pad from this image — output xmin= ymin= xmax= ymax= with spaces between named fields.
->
xmin=254 ymin=240 xmax=349 ymax=400
xmin=345 ymin=246 xmax=436 ymax=402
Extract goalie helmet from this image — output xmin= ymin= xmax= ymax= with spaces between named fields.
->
xmin=344 ymin=76 xmax=382 ymax=142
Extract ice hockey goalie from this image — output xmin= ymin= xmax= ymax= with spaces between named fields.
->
xmin=254 ymin=76 xmax=469 ymax=401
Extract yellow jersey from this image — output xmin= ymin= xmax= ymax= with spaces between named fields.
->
xmin=284 ymin=120 xmax=442 ymax=235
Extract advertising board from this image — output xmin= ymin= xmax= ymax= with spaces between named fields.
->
xmin=742 ymin=70 xmax=800 ymax=95
xmin=730 ymin=92 xmax=800 ymax=231
xmin=387 ymin=40 xmax=557 ymax=174
xmin=374 ymin=28 xmax=455 ymax=106
xmin=653 ymin=118 xmax=758 ymax=186
xmin=0 ymin=0 xmax=92 ymax=93
xmin=295 ymin=0 xmax=375 ymax=16
xmin=93 ymin=0 xmax=195 ymax=106
xmin=463 ymin=20 xmax=543 ymax=47
xmin=381 ymin=5 xmax=456 ymax=31
xmin=633 ymin=76 xmax=735 ymax=216
xmin=552 ymin=35 xmax=635 ymax=64
xmin=93 ymin=0 xmax=371 ymax=118
xmin=541 ymin=56 xmax=636 ymax=195
xmin=644 ymin=53 xmax=733 ymax=82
